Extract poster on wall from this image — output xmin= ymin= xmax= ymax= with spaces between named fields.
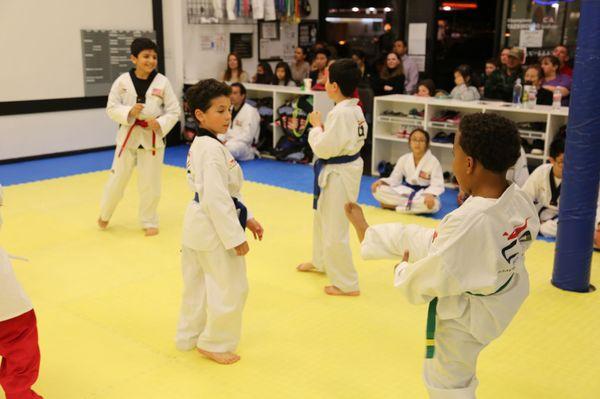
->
xmin=258 ymin=21 xmax=297 ymax=61
xmin=230 ymin=33 xmax=253 ymax=58
xmin=298 ymin=21 xmax=318 ymax=47
xmin=519 ymin=29 xmax=544 ymax=48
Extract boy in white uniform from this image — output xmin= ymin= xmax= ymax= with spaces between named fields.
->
xmin=297 ymin=59 xmax=366 ymax=296
xmin=176 ymin=80 xmax=264 ymax=365
xmin=219 ymin=83 xmax=260 ymax=161
xmin=372 ymin=129 xmax=444 ymax=214
xmin=523 ymin=138 xmax=600 ymax=240
xmin=0 ymin=186 xmax=43 ymax=399
xmin=98 ymin=38 xmax=180 ymax=236
xmin=346 ymin=114 xmax=540 ymax=398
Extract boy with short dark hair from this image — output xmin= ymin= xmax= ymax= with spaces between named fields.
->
xmin=98 ymin=37 xmax=180 ymax=236
xmin=297 ymin=59 xmax=366 ymax=296
xmin=345 ymin=113 xmax=540 ymax=397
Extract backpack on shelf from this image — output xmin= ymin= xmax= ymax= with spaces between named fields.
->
xmin=247 ymin=97 xmax=275 ymax=153
xmin=273 ymin=95 xmax=314 ymax=162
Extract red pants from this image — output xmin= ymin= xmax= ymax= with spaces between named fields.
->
xmin=0 ymin=310 xmax=42 ymax=399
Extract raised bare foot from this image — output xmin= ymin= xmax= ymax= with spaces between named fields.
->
xmin=324 ymin=285 xmax=360 ymax=296
xmin=144 ymin=227 xmax=159 ymax=236
xmin=97 ymin=218 xmax=109 ymax=229
xmin=197 ymin=348 xmax=240 ymax=365
xmin=297 ymin=262 xmax=317 ymax=272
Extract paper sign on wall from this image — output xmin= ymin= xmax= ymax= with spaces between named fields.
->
xmin=519 ymin=30 xmax=544 ymax=48
xmin=408 ymin=23 xmax=427 ymax=55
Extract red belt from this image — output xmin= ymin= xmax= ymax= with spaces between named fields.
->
xmin=118 ymin=119 xmax=156 ymax=157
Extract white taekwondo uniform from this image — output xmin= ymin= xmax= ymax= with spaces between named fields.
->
xmin=523 ymin=163 xmax=600 ymax=237
xmin=220 ymin=102 xmax=261 ymax=161
xmin=361 ymin=184 xmax=540 ymax=398
xmin=176 ymin=132 xmax=252 ymax=353
xmin=100 ymin=70 xmax=180 ymax=228
xmin=374 ymin=150 xmax=445 ymax=214
xmin=309 ymin=98 xmax=366 ymax=292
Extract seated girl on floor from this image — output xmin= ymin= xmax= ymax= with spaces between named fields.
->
xmin=371 ymin=128 xmax=444 ymax=214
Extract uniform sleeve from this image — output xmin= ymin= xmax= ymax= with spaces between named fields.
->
xmin=308 ymin=111 xmax=349 ymax=159
xmin=512 ymin=150 xmax=530 ymax=187
xmin=424 ymin=159 xmax=445 ymax=196
xmin=106 ymin=77 xmax=134 ymax=126
xmin=380 ymin=156 xmax=405 ymax=186
xmin=234 ymin=107 xmax=260 ymax=145
xmin=156 ymin=80 xmax=181 ymax=138
xmin=393 ymin=215 xmax=499 ymax=304
xmin=201 ymin=156 xmax=247 ymax=250
xmin=522 ymin=166 xmax=543 ymax=203
xmin=361 ymin=223 xmax=435 ymax=262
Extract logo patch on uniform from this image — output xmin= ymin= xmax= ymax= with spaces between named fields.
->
xmin=229 ymin=158 xmax=237 ymax=168
xmin=503 ymin=218 xmax=529 ymax=241
xmin=419 ymin=171 xmax=431 ymax=180
xmin=152 ymin=88 xmax=164 ymax=98
xmin=235 ymin=119 xmax=243 ymax=127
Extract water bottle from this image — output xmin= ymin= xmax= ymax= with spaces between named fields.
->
xmin=512 ymin=78 xmax=522 ymax=106
xmin=552 ymin=88 xmax=562 ymax=110
xmin=527 ymin=86 xmax=537 ymax=109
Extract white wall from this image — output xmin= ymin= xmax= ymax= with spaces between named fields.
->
xmin=0 ymin=110 xmax=116 ymax=161
xmin=0 ymin=0 xmax=153 ymax=102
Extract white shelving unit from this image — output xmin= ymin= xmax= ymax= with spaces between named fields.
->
xmin=243 ymin=83 xmax=335 ymax=147
xmin=372 ymin=95 xmax=569 ymax=178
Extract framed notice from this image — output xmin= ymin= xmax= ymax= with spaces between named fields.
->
xmin=230 ymin=33 xmax=253 ymax=59
xmin=298 ymin=21 xmax=318 ymax=47
xmin=260 ymin=21 xmax=279 ymax=40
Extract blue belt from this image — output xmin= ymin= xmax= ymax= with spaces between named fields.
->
xmin=313 ymin=152 xmax=361 ymax=210
xmin=425 ymin=273 xmax=515 ymax=359
xmin=402 ymin=179 xmax=430 ymax=211
xmin=194 ymin=192 xmax=247 ymax=230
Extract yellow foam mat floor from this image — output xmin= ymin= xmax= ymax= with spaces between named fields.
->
xmin=1 ymin=165 xmax=599 ymax=398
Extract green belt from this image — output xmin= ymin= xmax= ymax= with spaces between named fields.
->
xmin=425 ymin=273 xmax=515 ymax=359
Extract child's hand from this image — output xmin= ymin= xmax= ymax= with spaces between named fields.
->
xmin=247 ymin=218 xmax=264 ymax=241
xmin=384 ymin=85 xmax=393 ymax=92
xmin=234 ymin=241 xmax=249 ymax=256
xmin=129 ymin=103 xmax=144 ymax=118
xmin=146 ymin=118 xmax=161 ymax=132
xmin=309 ymin=111 xmax=322 ymax=128
xmin=423 ymin=194 xmax=435 ymax=210
xmin=371 ymin=180 xmax=387 ymax=193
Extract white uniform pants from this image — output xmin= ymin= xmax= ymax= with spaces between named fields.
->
xmin=99 ymin=147 xmax=164 ymax=228
xmin=214 ymin=0 xmax=237 ymax=20
xmin=313 ymin=172 xmax=359 ymax=292
xmin=423 ymin=316 xmax=484 ymax=399
xmin=176 ymin=245 xmax=248 ymax=353
xmin=226 ymin=140 xmax=256 ymax=161
xmin=373 ymin=185 xmax=441 ymax=214
xmin=252 ymin=0 xmax=276 ymax=20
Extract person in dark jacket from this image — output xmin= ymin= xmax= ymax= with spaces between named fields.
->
xmin=484 ymin=47 xmax=524 ymax=102
xmin=375 ymin=52 xmax=405 ymax=96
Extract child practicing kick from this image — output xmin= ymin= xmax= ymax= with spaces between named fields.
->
xmin=345 ymin=113 xmax=540 ymax=398
xmin=0 ymin=185 xmax=43 ymax=399
xmin=175 ymin=79 xmax=264 ymax=365
xmin=296 ymin=59 xmax=366 ymax=296
xmin=371 ymin=128 xmax=444 ymax=214
xmin=97 ymin=38 xmax=180 ymax=236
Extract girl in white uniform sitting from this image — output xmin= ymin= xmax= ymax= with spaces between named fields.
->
xmin=176 ymin=79 xmax=264 ymax=365
xmin=372 ymin=129 xmax=444 ymax=214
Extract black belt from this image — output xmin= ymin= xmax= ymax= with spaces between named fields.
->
xmin=194 ymin=193 xmax=247 ymax=229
